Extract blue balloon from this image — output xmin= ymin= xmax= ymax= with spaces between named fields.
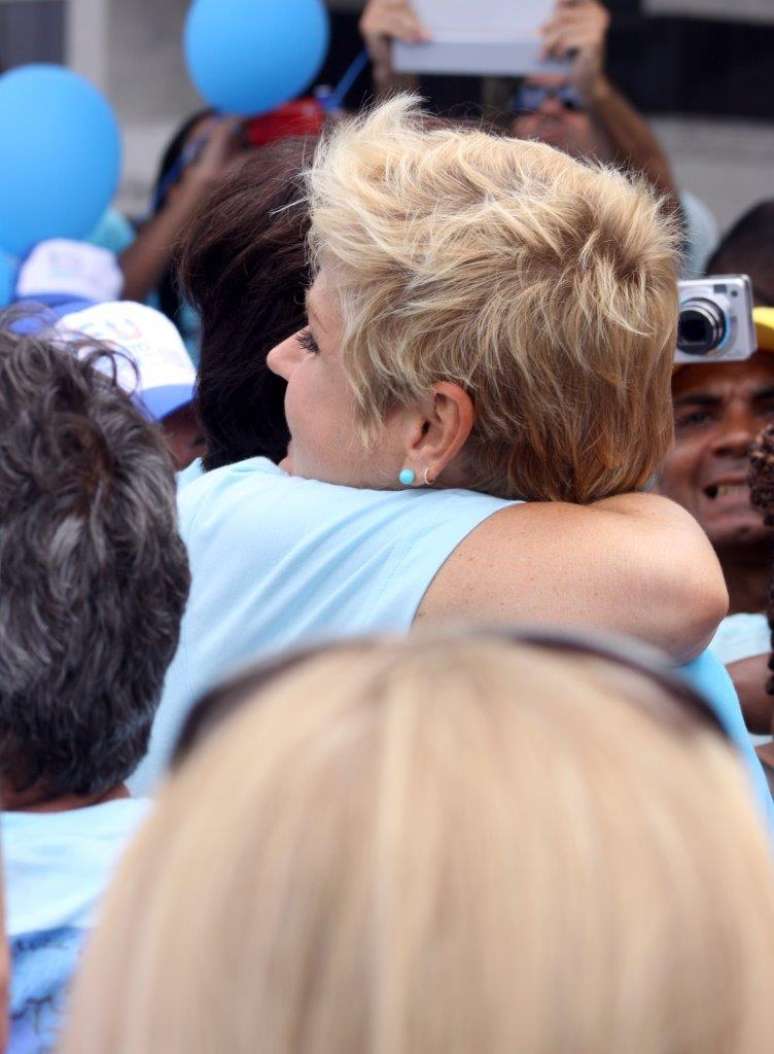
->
xmin=0 ymin=251 xmax=18 ymax=307
xmin=185 ymin=0 xmax=330 ymax=117
xmin=0 ymin=65 xmax=121 ymax=258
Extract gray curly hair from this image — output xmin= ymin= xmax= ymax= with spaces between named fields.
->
xmin=0 ymin=317 xmax=190 ymax=798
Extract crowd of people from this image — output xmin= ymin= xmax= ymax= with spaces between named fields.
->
xmin=1 ymin=1 xmax=774 ymax=1052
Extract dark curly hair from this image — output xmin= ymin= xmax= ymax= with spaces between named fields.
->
xmin=748 ymin=423 xmax=774 ymax=695
xmin=0 ymin=320 xmax=190 ymax=798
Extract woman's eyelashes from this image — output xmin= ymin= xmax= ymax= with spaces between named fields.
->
xmin=298 ymin=328 xmax=320 ymax=355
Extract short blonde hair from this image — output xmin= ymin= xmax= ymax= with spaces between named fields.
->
xmin=308 ymin=97 xmax=680 ymax=502
xmin=61 ymin=634 xmax=774 ymax=1054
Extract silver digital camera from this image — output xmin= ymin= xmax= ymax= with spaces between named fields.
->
xmin=674 ymin=274 xmax=756 ymax=364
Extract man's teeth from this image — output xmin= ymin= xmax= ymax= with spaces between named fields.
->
xmin=708 ymin=483 xmax=748 ymax=499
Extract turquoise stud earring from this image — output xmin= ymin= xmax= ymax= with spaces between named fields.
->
xmin=399 ymin=468 xmax=416 ymax=487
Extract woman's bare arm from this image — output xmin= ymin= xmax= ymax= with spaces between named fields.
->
xmin=417 ymin=492 xmax=728 ymax=664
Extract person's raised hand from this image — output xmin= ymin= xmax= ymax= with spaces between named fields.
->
xmin=360 ymin=0 xmax=431 ymax=92
xmin=540 ymin=0 xmax=611 ymax=99
xmin=180 ymin=116 xmax=245 ymax=196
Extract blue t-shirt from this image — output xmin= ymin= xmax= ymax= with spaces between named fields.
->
xmin=678 ymin=651 xmax=774 ymax=827
xmin=3 ymin=799 xmax=150 ymax=1054
xmin=131 ymin=458 xmax=774 ymax=831
xmin=87 ymin=208 xmax=136 ymax=257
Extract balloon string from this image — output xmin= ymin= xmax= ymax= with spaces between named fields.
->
xmin=153 ymin=49 xmax=370 ymax=212
xmin=325 ymin=50 xmax=370 ymax=112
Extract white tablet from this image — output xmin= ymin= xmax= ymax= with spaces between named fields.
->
xmin=393 ymin=0 xmax=571 ymax=77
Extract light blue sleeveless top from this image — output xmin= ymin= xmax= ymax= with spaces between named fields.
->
xmin=131 ymin=457 xmax=774 ymax=830
xmin=131 ymin=458 xmax=515 ymax=791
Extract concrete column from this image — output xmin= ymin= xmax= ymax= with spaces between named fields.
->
xmin=66 ymin=0 xmax=109 ymax=91
xmin=67 ymin=0 xmax=200 ymax=213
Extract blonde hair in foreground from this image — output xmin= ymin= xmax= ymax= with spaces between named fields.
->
xmin=306 ymin=96 xmax=680 ymax=503
xmin=61 ymin=634 xmax=774 ymax=1054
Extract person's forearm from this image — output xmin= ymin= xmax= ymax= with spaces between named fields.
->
xmin=591 ymin=492 xmax=728 ymax=661
xmin=372 ymin=65 xmax=419 ymax=98
xmin=418 ymin=493 xmax=728 ymax=664
xmin=588 ymin=76 xmax=678 ymax=203
xmin=727 ymin=655 xmax=774 ymax=734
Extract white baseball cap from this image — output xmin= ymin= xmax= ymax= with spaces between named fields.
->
xmin=16 ymin=239 xmax=123 ymax=305
xmin=56 ymin=301 xmax=196 ymax=422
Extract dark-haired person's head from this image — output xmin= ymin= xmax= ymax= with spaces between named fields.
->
xmin=659 ymin=202 xmax=774 ymax=557
xmin=179 ymin=137 xmax=315 ymax=470
xmin=705 ymin=200 xmax=774 ymax=307
xmin=0 ymin=324 xmax=190 ymax=808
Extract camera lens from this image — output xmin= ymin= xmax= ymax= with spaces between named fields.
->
xmin=677 ymin=299 xmax=727 ymax=356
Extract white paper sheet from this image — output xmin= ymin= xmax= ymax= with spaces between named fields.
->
xmin=393 ymin=0 xmax=569 ymax=77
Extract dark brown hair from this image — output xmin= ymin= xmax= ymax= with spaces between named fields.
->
xmin=178 ymin=137 xmax=316 ymax=470
xmin=706 ymin=200 xmax=774 ymax=307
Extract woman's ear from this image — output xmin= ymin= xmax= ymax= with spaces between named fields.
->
xmin=407 ymin=382 xmax=475 ymax=484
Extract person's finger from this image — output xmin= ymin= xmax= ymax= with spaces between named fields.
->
xmin=363 ymin=15 xmax=409 ymax=40
xmin=542 ymin=16 xmax=600 ymax=50
xmin=558 ymin=7 xmax=610 ymax=37
xmin=543 ymin=30 xmax=590 ymax=61
xmin=568 ymin=31 xmax=598 ymax=49
xmin=540 ymin=16 xmax=579 ymax=41
xmin=545 ymin=26 xmax=586 ymax=51
xmin=362 ymin=0 xmax=430 ymax=42
xmin=363 ymin=0 xmax=405 ymax=17
xmin=541 ymin=11 xmax=594 ymax=35
xmin=540 ymin=26 xmax=571 ymax=56
xmin=362 ymin=1 xmax=423 ymax=32
xmin=374 ymin=11 xmax=428 ymax=42
xmin=396 ymin=12 xmax=431 ymax=41
xmin=196 ymin=117 xmax=242 ymax=170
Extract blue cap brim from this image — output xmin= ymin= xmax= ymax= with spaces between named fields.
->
xmin=138 ymin=384 xmax=195 ymax=422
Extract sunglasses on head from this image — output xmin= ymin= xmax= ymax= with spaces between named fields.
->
xmin=173 ymin=626 xmax=730 ymax=768
xmin=512 ymin=83 xmax=586 ymax=115
xmin=476 ymin=627 xmax=730 ymax=740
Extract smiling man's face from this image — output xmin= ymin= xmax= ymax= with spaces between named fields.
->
xmin=658 ymin=353 xmax=774 ymax=546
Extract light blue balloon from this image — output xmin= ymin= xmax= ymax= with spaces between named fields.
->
xmin=0 ymin=251 xmax=18 ymax=307
xmin=184 ymin=0 xmax=330 ymax=117
xmin=0 ymin=65 xmax=121 ymax=258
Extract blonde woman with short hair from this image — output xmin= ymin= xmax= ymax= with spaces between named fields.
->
xmin=132 ymin=96 xmax=728 ymax=792
xmin=63 ymin=631 xmax=774 ymax=1054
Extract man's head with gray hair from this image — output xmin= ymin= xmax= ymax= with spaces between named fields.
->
xmin=0 ymin=319 xmax=190 ymax=804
